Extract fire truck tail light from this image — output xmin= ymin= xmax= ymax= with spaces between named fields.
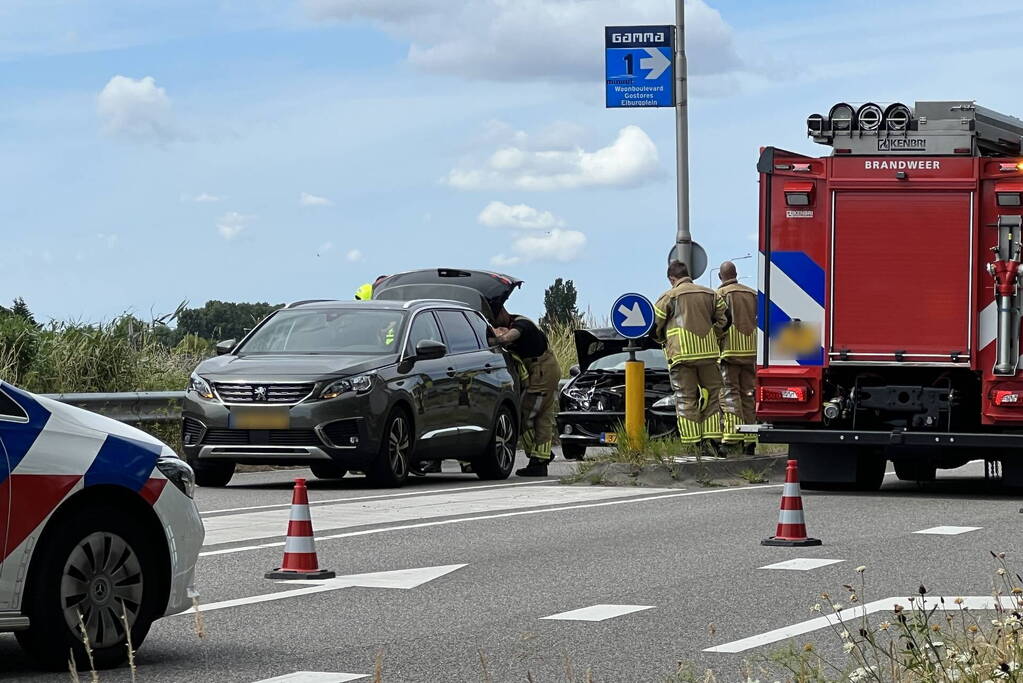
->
xmin=994 ymin=390 xmax=1023 ymax=406
xmin=759 ymin=386 xmax=809 ymax=402
xmin=792 ymin=163 xmax=812 ymax=173
xmin=998 ymin=162 xmax=1023 ymax=173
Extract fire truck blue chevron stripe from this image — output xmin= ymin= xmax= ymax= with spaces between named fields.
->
xmin=0 ymin=383 xmax=52 ymax=484
xmin=83 ymin=434 xmax=162 ymax=492
xmin=770 ymin=251 xmax=825 ymax=307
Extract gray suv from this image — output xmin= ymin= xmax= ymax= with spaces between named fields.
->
xmin=181 ymin=299 xmax=521 ymax=487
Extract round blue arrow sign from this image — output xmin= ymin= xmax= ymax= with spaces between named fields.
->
xmin=611 ymin=292 xmax=655 ymax=339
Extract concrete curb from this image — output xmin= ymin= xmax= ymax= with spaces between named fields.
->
xmin=564 ymin=455 xmax=789 ymax=488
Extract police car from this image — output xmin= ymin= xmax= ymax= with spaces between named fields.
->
xmin=0 ymin=382 xmax=204 ymax=670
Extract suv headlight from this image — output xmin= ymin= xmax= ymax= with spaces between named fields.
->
xmin=319 ymin=375 xmax=373 ymax=400
xmin=156 ymin=456 xmax=196 ymax=499
xmin=188 ymin=373 xmax=215 ymax=400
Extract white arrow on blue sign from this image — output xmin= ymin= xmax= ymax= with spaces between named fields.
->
xmin=611 ymin=293 xmax=655 ymax=339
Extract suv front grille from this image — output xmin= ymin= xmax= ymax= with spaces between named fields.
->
xmin=201 ymin=429 xmax=322 ymax=446
xmin=182 ymin=417 xmax=206 ymax=446
xmin=213 ymin=382 xmax=314 ymax=404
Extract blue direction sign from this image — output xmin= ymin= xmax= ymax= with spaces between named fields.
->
xmin=611 ymin=293 xmax=656 ymax=339
xmin=605 ymin=25 xmax=675 ymax=108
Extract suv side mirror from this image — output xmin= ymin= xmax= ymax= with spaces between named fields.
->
xmin=414 ymin=339 xmax=446 ymax=361
xmin=569 ymin=364 xmax=581 ymax=377
xmin=215 ymin=339 xmax=236 ymax=356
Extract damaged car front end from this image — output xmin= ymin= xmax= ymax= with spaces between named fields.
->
xmin=556 ymin=329 xmax=677 ymax=460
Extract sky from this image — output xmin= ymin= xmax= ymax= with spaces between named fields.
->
xmin=2 ymin=0 xmax=1022 ymax=325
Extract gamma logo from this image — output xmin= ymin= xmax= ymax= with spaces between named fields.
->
xmin=878 ymin=137 xmax=925 ymax=151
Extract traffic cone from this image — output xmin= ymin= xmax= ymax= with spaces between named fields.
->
xmin=761 ymin=459 xmax=822 ymax=547
xmin=265 ymin=478 xmax=336 ymax=580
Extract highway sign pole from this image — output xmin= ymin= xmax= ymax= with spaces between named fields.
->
xmin=611 ymin=293 xmax=656 ymax=446
xmin=674 ymin=0 xmax=692 ymax=273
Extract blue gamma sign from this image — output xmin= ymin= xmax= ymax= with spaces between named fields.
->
xmin=611 ymin=293 xmax=656 ymax=339
xmin=605 ymin=25 xmax=675 ymax=108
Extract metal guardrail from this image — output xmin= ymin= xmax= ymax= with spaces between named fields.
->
xmin=44 ymin=391 xmax=184 ymax=425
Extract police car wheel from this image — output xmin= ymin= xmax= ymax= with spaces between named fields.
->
xmin=474 ymin=406 xmax=518 ymax=480
xmin=366 ymin=409 xmax=411 ymax=487
xmin=16 ymin=505 xmax=162 ymax=671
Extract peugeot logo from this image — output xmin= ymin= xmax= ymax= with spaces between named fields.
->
xmin=253 ymin=386 xmax=268 ymax=401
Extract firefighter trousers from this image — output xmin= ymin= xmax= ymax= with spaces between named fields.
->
xmin=520 ymin=349 xmax=561 ymax=462
xmin=668 ymin=359 xmax=722 ymax=445
xmin=720 ymin=361 xmax=756 ymax=445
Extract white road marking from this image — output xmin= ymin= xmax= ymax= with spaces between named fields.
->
xmin=706 ymin=596 xmax=1014 ymax=653
xmin=542 ymin=604 xmax=655 ymax=622
xmin=203 ymin=486 xmax=679 ymax=547
xmin=182 ymin=564 xmax=466 ymax=614
xmin=913 ymin=526 xmax=982 ymax=535
xmin=759 ymin=558 xmax=843 ymax=571
xmin=252 ymin=673 xmax=368 ymax=683
xmin=200 ymin=484 xmax=783 ymax=558
xmin=203 ymin=479 xmax=556 ymax=516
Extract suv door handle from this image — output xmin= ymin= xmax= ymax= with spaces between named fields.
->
xmin=446 ymin=367 xmax=457 ymax=377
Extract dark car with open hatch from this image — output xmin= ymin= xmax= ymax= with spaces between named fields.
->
xmin=181 ymin=298 xmax=521 ymax=487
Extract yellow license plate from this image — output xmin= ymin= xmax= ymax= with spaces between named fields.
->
xmin=230 ymin=407 xmax=290 ymax=430
xmin=600 ymin=432 xmax=618 ymax=445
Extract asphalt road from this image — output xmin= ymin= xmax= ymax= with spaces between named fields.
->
xmin=2 ymin=452 xmax=1021 ymax=682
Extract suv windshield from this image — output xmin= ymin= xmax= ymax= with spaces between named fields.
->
xmin=590 ymin=349 xmax=668 ymax=371
xmin=238 ymin=309 xmax=405 ymax=355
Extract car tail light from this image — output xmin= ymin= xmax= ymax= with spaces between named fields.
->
xmin=759 ymin=386 xmax=808 ymax=402
xmin=993 ymin=390 xmax=1023 ymax=406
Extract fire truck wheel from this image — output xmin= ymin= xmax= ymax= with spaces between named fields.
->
xmin=892 ymin=459 xmax=937 ymax=483
xmin=1002 ymin=458 xmax=1023 ymax=489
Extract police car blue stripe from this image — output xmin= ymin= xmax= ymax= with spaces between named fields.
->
xmin=83 ymin=434 xmax=162 ymax=492
xmin=770 ymin=251 xmax=825 ymax=307
xmin=0 ymin=383 xmax=52 ymax=484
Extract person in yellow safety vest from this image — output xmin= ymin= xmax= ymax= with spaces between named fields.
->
xmin=354 ymin=283 xmax=373 ymax=301
xmin=652 ymin=260 xmax=729 ymax=457
xmin=716 ymin=261 xmax=758 ymax=455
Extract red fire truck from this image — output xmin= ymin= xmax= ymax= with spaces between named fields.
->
xmin=747 ymin=100 xmax=1023 ymax=490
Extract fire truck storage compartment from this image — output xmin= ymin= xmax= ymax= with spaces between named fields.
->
xmin=830 ymin=191 xmax=973 ymax=363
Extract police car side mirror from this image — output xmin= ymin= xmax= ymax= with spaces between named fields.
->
xmin=414 ymin=339 xmax=446 ymax=361
xmin=215 ymin=339 xmax=236 ymax=356
xmin=569 ymin=364 xmax=581 ymax=377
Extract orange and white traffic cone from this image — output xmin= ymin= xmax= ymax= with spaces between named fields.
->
xmin=761 ymin=459 xmax=822 ymax=547
xmin=265 ymin=478 xmax=336 ymax=580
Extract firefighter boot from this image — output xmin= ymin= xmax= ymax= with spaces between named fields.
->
xmin=516 ymin=457 xmax=549 ymax=477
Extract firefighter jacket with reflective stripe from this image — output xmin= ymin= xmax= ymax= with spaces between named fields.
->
xmin=717 ymin=279 xmax=757 ymax=364
xmin=653 ymin=278 xmax=729 ymax=366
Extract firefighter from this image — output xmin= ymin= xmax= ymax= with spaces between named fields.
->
xmin=354 ymin=283 xmax=373 ymax=301
xmin=653 ymin=260 xmax=729 ymax=456
xmin=716 ymin=261 xmax=758 ymax=455
xmin=493 ymin=306 xmax=561 ymax=477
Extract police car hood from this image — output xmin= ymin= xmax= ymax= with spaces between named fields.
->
xmin=574 ymin=328 xmax=660 ymax=371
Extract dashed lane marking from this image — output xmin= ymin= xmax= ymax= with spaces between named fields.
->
xmin=542 ymin=604 xmax=655 ymax=622
xmin=913 ymin=526 xmax=982 ymax=535
xmin=199 ymin=484 xmax=783 ymax=557
xmin=252 ymin=673 xmax=368 ymax=682
xmin=759 ymin=558 xmax=843 ymax=571
xmin=202 ymin=479 xmax=556 ymax=516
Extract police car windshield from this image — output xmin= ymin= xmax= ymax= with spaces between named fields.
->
xmin=589 ymin=349 xmax=668 ymax=371
xmin=238 ymin=309 xmax=405 ymax=355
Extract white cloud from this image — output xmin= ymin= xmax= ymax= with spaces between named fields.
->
xmin=512 ymin=229 xmax=587 ymax=262
xmin=217 ymin=212 xmax=252 ymax=241
xmin=478 ymin=201 xmax=565 ymax=230
xmin=490 ymin=254 xmax=522 ymax=268
xmin=182 ymin=192 xmax=221 ymax=203
xmin=447 ymin=125 xmax=660 ymax=191
xmin=97 ymin=75 xmax=180 ymax=142
xmin=304 ymin=0 xmax=742 ymax=83
xmin=300 ymin=192 xmax=333 ymax=207
xmin=346 ymin=249 xmax=363 ymax=262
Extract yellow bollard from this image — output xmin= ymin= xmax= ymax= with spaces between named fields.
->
xmin=624 ymin=358 xmax=645 ymax=444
